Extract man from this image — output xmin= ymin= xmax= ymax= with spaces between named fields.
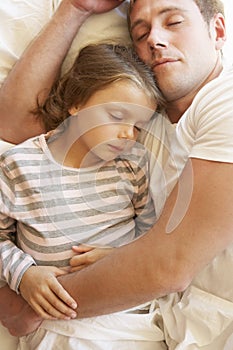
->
xmin=0 ymin=0 xmax=233 ymax=348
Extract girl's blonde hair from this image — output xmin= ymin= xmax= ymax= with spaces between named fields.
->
xmin=36 ymin=43 xmax=164 ymax=131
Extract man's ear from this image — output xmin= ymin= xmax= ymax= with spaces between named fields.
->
xmin=213 ymin=13 xmax=227 ymax=50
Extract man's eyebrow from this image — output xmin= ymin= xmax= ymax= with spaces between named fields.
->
xmin=130 ymin=7 xmax=185 ymax=33
xmin=130 ymin=19 xmax=146 ymax=33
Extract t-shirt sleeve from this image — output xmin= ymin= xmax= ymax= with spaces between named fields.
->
xmin=177 ymin=69 xmax=233 ymax=163
xmin=0 ymin=162 xmax=36 ymax=293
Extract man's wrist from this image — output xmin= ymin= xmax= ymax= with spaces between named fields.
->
xmin=62 ymin=0 xmax=93 ymax=20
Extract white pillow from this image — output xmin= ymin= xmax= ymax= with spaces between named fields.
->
xmin=0 ymin=0 xmax=55 ymax=86
xmin=57 ymin=1 xmax=131 ymax=74
xmin=0 ymin=0 xmax=130 ymax=87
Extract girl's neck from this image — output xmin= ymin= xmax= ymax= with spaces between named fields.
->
xmin=48 ymin=127 xmax=100 ymax=168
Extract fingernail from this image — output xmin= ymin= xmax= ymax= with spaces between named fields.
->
xmin=71 ymin=302 xmax=77 ymax=309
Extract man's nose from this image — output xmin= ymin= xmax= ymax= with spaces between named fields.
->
xmin=147 ymin=28 xmax=168 ymax=51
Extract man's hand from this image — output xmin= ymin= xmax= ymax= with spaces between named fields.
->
xmin=19 ymin=266 xmax=77 ymax=320
xmin=1 ymin=303 xmax=43 ymax=337
xmin=69 ymin=0 xmax=125 ymax=15
xmin=0 ymin=285 xmax=42 ymax=336
xmin=70 ymin=244 xmax=114 ymax=272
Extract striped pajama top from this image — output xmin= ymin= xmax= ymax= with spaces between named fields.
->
xmin=0 ymin=133 xmax=156 ymax=293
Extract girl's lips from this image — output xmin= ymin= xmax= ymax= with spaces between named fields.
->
xmin=108 ymin=144 xmax=124 ymax=153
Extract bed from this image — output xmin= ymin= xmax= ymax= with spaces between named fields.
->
xmin=0 ymin=1 xmax=233 ymax=349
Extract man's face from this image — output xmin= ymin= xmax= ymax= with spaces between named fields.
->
xmin=129 ymin=0 xmax=225 ymax=108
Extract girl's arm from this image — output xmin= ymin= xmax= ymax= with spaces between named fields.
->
xmin=0 ymin=223 xmax=77 ymax=320
xmin=0 ymin=165 xmax=77 ymax=320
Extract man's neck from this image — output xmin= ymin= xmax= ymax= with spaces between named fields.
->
xmin=166 ymin=61 xmax=224 ymax=124
xmin=165 ymin=99 xmax=191 ymax=124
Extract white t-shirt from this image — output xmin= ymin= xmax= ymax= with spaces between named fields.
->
xmin=143 ymin=67 xmax=233 ymax=349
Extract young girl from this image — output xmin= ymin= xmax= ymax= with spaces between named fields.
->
xmin=0 ymin=44 xmax=166 ymax=349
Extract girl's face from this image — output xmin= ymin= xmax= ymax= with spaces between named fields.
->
xmin=68 ymin=80 xmax=157 ymax=167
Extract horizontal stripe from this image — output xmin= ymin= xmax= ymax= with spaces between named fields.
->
xmin=0 ymin=133 xmax=156 ymax=292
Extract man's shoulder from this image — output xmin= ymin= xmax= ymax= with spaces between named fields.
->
xmin=191 ymin=66 xmax=233 ymax=113
xmin=204 ymin=66 xmax=233 ymax=91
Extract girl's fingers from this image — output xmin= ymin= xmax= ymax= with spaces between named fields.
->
xmin=72 ymin=244 xmax=94 ymax=253
xmin=31 ymin=297 xmax=74 ymax=320
xmin=70 ymin=264 xmax=87 ymax=272
xmin=70 ymin=254 xmax=88 ymax=266
xmin=49 ymin=279 xmax=77 ymax=310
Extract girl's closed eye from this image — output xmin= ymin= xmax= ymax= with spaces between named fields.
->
xmin=109 ymin=112 xmax=123 ymax=121
xmin=134 ymin=125 xmax=141 ymax=132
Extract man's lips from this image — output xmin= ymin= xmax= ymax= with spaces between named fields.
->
xmin=152 ymin=58 xmax=178 ymax=68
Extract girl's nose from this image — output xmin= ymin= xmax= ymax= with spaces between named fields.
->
xmin=118 ymin=124 xmax=137 ymax=140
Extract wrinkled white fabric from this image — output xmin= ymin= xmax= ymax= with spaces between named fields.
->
xmin=0 ymin=0 xmax=130 ymax=86
xmin=18 ymin=309 xmax=167 ymax=350
xmin=0 ymin=0 xmax=55 ymax=86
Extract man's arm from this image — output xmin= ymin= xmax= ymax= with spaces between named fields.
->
xmin=57 ymin=158 xmax=233 ymax=318
xmin=0 ymin=0 xmax=125 ymax=144
xmin=2 ymin=158 xmax=233 ymax=334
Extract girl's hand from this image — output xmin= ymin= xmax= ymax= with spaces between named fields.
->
xmin=19 ymin=266 xmax=77 ymax=320
xmin=69 ymin=244 xmax=114 ymax=272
